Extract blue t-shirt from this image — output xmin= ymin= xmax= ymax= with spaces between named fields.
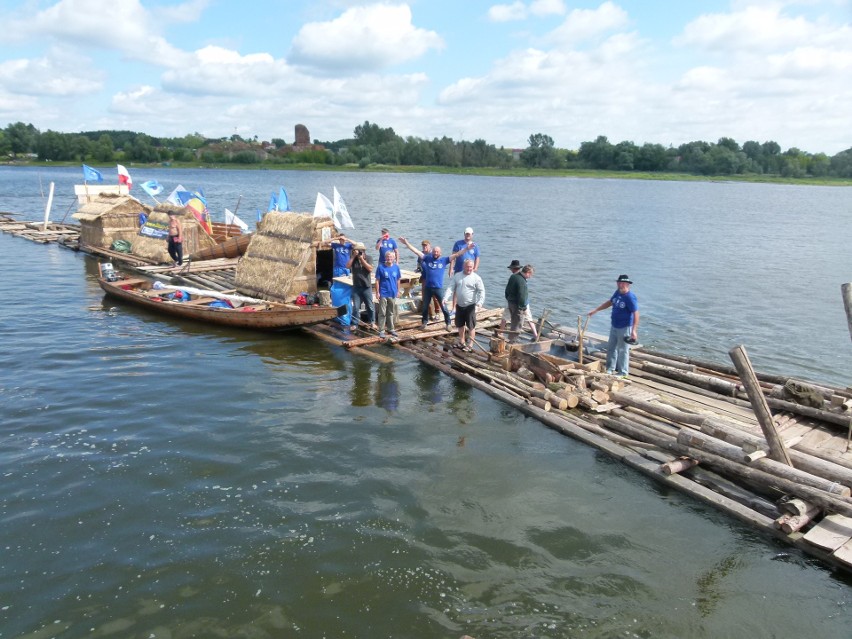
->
xmin=331 ymin=241 xmax=352 ymax=270
xmin=420 ymin=255 xmax=451 ymax=289
xmin=610 ymin=290 xmax=638 ymax=328
xmin=377 ymin=237 xmax=398 ymax=262
xmin=451 ymin=239 xmax=480 ymax=273
xmin=375 ymin=263 xmax=401 ymax=298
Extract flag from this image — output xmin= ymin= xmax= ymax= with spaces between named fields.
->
xmin=256 ymin=208 xmax=263 ymax=222
xmin=166 ymin=184 xmax=187 ymax=206
xmin=268 ymin=192 xmax=278 ymax=212
xmin=183 ymin=191 xmax=212 ymax=234
xmin=313 ymin=192 xmax=334 ymax=218
xmin=82 ymin=164 xmax=103 ymax=183
xmin=140 ymin=179 xmax=163 ymax=198
xmin=332 ymin=186 xmax=355 ymax=229
xmin=224 ymin=208 xmax=249 ymax=232
xmin=278 ymin=187 xmax=291 ymax=212
xmin=117 ymin=164 xmax=132 ymax=189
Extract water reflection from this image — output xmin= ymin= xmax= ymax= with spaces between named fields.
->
xmin=375 ymin=363 xmax=400 ymax=414
xmin=414 ymin=363 xmax=444 ymax=409
xmin=349 ymin=357 xmax=373 ymax=407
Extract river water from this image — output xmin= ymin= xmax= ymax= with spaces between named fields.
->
xmin=1 ymin=166 xmax=851 ymax=638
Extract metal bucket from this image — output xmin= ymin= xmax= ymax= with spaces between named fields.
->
xmin=101 ymin=263 xmax=116 ymax=281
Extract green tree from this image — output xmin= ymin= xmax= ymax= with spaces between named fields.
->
xmin=5 ymin=121 xmax=38 ymax=157
xmin=93 ymin=134 xmax=114 ymax=162
xmin=36 ymin=130 xmax=71 ymax=161
xmin=578 ymin=135 xmax=614 ymax=169
xmin=520 ymin=133 xmax=558 ymax=168
xmin=71 ymin=135 xmax=91 ymax=161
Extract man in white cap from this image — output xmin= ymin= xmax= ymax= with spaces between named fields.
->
xmin=449 ymin=227 xmax=480 ymax=276
xmin=588 ymin=274 xmax=639 ymax=377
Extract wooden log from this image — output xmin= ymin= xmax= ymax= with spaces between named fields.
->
xmin=700 ymin=419 xmax=852 ymax=487
xmin=729 ymin=345 xmax=793 ymax=466
xmin=591 ymin=389 xmax=610 ymax=403
xmin=641 ymin=361 xmax=741 ymax=396
xmin=601 ymin=415 xmax=852 ymax=518
xmin=780 ymin=511 xmax=819 ymax=534
xmin=530 ymin=397 xmax=551 ymax=411
xmin=661 ymin=457 xmax=700 ymax=475
xmin=781 ymin=498 xmax=816 ymax=517
xmin=677 ymin=429 xmax=849 ymax=496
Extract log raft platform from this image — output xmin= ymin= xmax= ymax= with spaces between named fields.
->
xmin=0 ymin=214 xmax=80 ymax=244
xmin=8 ymin=212 xmax=852 ymax=575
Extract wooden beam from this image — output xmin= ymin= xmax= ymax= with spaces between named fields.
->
xmin=729 ymin=345 xmax=793 ymax=466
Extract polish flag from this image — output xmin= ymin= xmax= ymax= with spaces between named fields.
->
xmin=117 ymin=164 xmax=133 ymax=189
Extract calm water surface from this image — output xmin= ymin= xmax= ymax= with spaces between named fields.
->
xmin=1 ymin=167 xmax=851 ymax=638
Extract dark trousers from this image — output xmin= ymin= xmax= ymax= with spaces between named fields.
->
xmin=422 ymin=285 xmax=450 ymax=324
xmin=507 ymin=302 xmax=521 ymax=341
xmin=351 ymin=286 xmax=375 ymax=325
xmin=167 ymin=237 xmax=183 ymax=265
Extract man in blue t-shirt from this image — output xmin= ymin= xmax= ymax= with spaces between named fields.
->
xmin=374 ymin=252 xmax=402 ymax=338
xmin=449 ymin=226 xmax=480 ymax=276
xmin=399 ymin=237 xmax=470 ymax=330
xmin=588 ymin=274 xmax=640 ymax=377
xmin=375 ymin=227 xmax=398 ymax=264
xmin=330 ymin=233 xmax=353 ymax=277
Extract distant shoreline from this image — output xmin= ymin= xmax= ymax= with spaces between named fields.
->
xmin=4 ymin=160 xmax=851 ymax=187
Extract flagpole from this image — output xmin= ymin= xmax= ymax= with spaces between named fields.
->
xmin=226 ymin=195 xmax=242 ymax=238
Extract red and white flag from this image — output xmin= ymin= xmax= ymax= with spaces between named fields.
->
xmin=117 ymin=164 xmax=132 ymax=189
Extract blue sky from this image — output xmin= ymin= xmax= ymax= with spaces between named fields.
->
xmin=1 ymin=0 xmax=850 ymax=154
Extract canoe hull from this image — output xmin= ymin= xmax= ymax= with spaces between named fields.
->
xmin=99 ymin=276 xmax=341 ymax=330
xmin=191 ymin=233 xmax=252 ymax=261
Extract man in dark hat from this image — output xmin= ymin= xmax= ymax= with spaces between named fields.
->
xmin=499 ymin=260 xmax=538 ymax=340
xmin=588 ymin=274 xmax=639 ymax=377
xmin=504 ymin=263 xmax=535 ymax=343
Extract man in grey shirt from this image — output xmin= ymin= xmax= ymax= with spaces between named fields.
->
xmin=450 ymin=259 xmax=485 ymax=351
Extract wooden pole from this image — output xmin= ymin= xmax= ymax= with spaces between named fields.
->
xmin=42 ymin=181 xmax=55 ymax=231
xmin=843 ymin=283 xmax=852 ymax=344
xmin=729 ymin=345 xmax=793 ymax=467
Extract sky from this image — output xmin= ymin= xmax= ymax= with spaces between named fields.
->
xmin=0 ymin=0 xmax=850 ymax=154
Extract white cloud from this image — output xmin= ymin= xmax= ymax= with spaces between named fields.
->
xmin=488 ymin=2 xmax=527 ymax=22
xmin=674 ymin=5 xmax=817 ymax=52
xmin=0 ymin=47 xmax=103 ymax=96
xmin=529 ymin=0 xmax=566 ymax=17
xmin=289 ymin=3 xmax=444 ymax=73
xmin=7 ymin=0 xmax=190 ymax=67
xmin=546 ymin=1 xmax=630 ymax=47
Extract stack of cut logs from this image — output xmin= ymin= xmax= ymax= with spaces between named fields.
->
xmin=401 ymin=334 xmax=625 ymax=414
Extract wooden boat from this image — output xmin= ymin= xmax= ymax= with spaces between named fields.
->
xmin=190 ymin=232 xmax=252 ymax=261
xmin=99 ymin=273 xmax=344 ymax=330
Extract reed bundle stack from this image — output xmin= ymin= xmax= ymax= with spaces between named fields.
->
xmin=72 ymin=193 xmax=152 ymax=250
xmin=234 ymin=211 xmax=336 ymax=302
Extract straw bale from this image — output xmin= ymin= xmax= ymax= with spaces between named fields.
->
xmin=72 ymin=193 xmax=152 ymax=249
xmin=235 ymin=211 xmax=321 ymax=301
xmin=131 ymin=203 xmax=217 ymax=263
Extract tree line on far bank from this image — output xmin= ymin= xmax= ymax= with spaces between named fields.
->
xmin=2 ymin=120 xmax=850 ymax=179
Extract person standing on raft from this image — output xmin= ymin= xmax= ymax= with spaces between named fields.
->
xmin=588 ymin=274 xmax=639 ymax=377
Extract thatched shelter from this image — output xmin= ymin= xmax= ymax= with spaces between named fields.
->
xmin=235 ymin=211 xmax=337 ymax=302
xmin=131 ymin=203 xmax=218 ymax=264
xmin=73 ymin=193 xmax=151 ymax=250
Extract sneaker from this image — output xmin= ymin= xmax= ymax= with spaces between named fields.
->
xmin=618 ymin=373 xmax=629 ymax=379
xmin=378 ymin=331 xmax=386 ymax=338
xmin=606 ymin=369 xmax=615 ymax=375
xmin=389 ymin=330 xmax=399 ymax=337
xmin=421 ymin=323 xmax=429 ymax=330
xmin=445 ymin=322 xmax=452 ymax=331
